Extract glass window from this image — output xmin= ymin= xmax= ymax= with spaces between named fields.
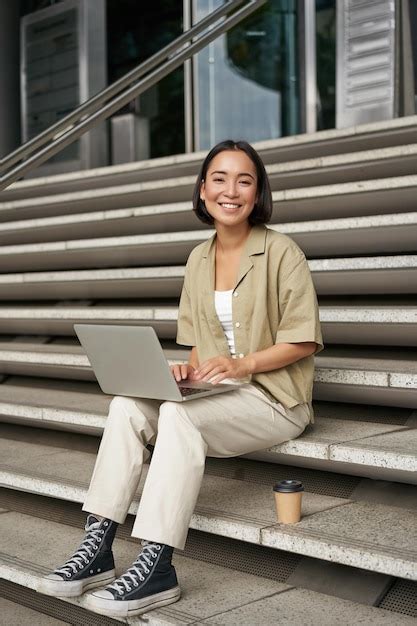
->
xmin=316 ymin=0 xmax=336 ymax=130
xmin=21 ymin=0 xmax=185 ymax=160
xmin=107 ymin=0 xmax=184 ymax=158
xmin=194 ymin=0 xmax=300 ymax=150
xmin=409 ymin=0 xmax=417 ymax=112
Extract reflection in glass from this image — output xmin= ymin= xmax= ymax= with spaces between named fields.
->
xmin=23 ymin=6 xmax=80 ymax=163
xmin=194 ymin=0 xmax=300 ymax=150
xmin=107 ymin=0 xmax=184 ymax=158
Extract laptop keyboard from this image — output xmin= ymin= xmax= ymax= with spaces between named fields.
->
xmin=178 ymin=386 xmax=206 ymax=397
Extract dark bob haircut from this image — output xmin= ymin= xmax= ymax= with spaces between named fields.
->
xmin=192 ymin=139 xmax=273 ymax=226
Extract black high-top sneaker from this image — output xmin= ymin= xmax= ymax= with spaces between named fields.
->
xmin=38 ymin=514 xmax=118 ymax=597
xmin=86 ymin=540 xmax=181 ymax=618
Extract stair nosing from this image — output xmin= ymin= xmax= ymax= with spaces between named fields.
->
xmin=1 ymin=465 xmax=416 ymax=580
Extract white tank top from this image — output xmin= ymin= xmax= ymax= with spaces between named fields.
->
xmin=214 ymin=289 xmax=236 ymax=356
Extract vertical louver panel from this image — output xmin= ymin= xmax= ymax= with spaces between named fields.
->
xmin=336 ymin=0 xmax=396 ymax=128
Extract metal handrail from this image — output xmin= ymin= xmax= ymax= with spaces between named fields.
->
xmin=0 ymin=0 xmax=242 ymax=173
xmin=0 ymin=0 xmax=266 ymax=191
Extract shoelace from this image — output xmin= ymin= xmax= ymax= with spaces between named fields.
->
xmin=54 ymin=520 xmax=105 ymax=577
xmin=107 ymin=542 xmax=161 ymax=595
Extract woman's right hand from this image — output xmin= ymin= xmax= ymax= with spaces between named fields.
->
xmin=170 ymin=363 xmax=197 ymax=382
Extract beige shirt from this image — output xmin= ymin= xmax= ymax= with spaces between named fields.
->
xmin=176 ymin=224 xmax=324 ymax=423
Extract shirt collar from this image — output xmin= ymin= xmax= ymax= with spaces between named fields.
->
xmin=201 ymin=224 xmax=268 ymax=259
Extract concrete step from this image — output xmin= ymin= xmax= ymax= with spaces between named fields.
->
xmin=0 ymin=202 xmax=211 ymax=245
xmin=4 ymin=115 xmax=417 ymax=201
xmin=0 ymin=303 xmax=416 ymax=347
xmin=263 ymin=144 xmax=417 ymax=189
xmin=0 ymin=266 xmax=186 ymax=300
xmin=318 ymin=305 xmax=417 ymax=346
xmin=0 ymin=379 xmax=415 ymax=484
xmin=1 ymin=433 xmax=416 ymax=581
xmin=1 ymin=255 xmax=416 ymax=300
xmin=0 ymin=596 xmax=69 ymax=626
xmin=0 ymin=305 xmax=180 ymax=338
xmin=1 ymin=173 xmax=417 ymax=224
xmin=3 ymin=148 xmax=417 ymax=242
xmin=2 ymin=511 xmax=414 ymax=625
xmin=0 ymin=340 xmax=416 ymax=405
xmin=0 ymin=229 xmax=210 ymax=272
xmin=314 ymin=352 xmax=417 ymax=408
xmin=2 ymin=215 xmax=417 ymax=271
xmin=2 ymin=207 xmax=417 ymax=254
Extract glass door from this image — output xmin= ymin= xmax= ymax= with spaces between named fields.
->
xmin=192 ymin=0 xmax=301 ymax=151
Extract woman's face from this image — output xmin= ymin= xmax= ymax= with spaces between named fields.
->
xmin=200 ymin=150 xmax=258 ymax=228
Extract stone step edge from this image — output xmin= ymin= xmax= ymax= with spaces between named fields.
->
xmin=2 ymin=215 xmax=417 ymax=257
xmin=1 ymin=468 xmax=416 ymax=581
xmin=2 ymin=209 xmax=416 ymax=239
xmin=8 ymin=113 xmax=417 ymax=192
xmin=0 ymin=400 xmax=415 ymax=473
xmin=1 ymin=349 xmax=416 ymax=390
xmin=1 ymin=255 xmax=417 ymax=284
xmin=7 ymin=134 xmax=417 ymax=202
xmin=2 ymin=174 xmax=417 ymax=214
xmin=1 ymin=550 xmax=272 ymax=626
xmin=0 ymin=305 xmax=416 ymax=325
xmin=0 ymin=557 xmax=162 ymax=625
xmin=0 ymin=174 xmax=417 ymax=222
xmin=3 ymin=537 xmax=413 ymax=626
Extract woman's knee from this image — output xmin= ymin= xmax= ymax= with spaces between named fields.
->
xmin=107 ymin=395 xmax=145 ymax=425
xmin=158 ymin=401 xmax=181 ymax=422
xmin=107 ymin=395 xmax=158 ymax=438
xmin=158 ymin=401 xmax=186 ymax=426
xmin=158 ymin=401 xmax=199 ymax=432
xmin=109 ymin=395 xmax=132 ymax=414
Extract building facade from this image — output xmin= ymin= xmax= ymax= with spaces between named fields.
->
xmin=1 ymin=0 xmax=416 ymax=173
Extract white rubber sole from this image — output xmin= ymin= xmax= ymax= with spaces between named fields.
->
xmin=86 ymin=584 xmax=181 ymax=617
xmin=37 ymin=569 xmax=116 ymax=598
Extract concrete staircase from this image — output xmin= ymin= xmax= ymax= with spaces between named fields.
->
xmin=1 ymin=116 xmax=417 ymax=624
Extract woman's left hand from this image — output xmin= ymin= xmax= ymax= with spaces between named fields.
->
xmin=194 ymin=355 xmax=254 ymax=384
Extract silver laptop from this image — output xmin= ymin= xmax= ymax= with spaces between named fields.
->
xmin=74 ymin=324 xmax=239 ymax=401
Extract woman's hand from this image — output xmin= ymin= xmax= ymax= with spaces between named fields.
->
xmin=194 ymin=355 xmax=254 ymax=385
xmin=170 ymin=363 xmax=198 ymax=382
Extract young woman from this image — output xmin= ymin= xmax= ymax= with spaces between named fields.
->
xmin=39 ymin=140 xmax=323 ymax=618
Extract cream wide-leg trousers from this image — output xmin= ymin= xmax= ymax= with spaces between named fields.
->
xmin=82 ymin=383 xmax=310 ymax=550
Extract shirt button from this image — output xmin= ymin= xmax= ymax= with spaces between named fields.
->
xmin=233 ymin=292 xmax=238 ymax=297
xmin=235 ymin=322 xmax=240 ymax=328
xmin=239 ymin=353 xmax=244 ymax=358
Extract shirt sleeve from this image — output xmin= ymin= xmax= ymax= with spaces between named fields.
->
xmin=176 ymin=266 xmax=196 ymax=347
xmin=275 ymin=251 xmax=324 ymax=354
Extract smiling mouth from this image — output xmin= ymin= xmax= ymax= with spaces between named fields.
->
xmin=219 ymin=202 xmax=241 ymax=209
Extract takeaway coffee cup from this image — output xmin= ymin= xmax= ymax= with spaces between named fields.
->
xmin=273 ymin=480 xmax=304 ymax=524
